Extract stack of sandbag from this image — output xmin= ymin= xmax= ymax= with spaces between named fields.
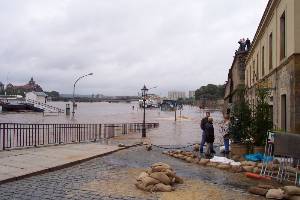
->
xmin=282 ymin=186 xmax=300 ymax=200
xmin=135 ymin=162 xmax=184 ymax=192
xmin=240 ymin=161 xmax=258 ymax=173
xmin=248 ymin=185 xmax=300 ymax=199
xmin=248 ymin=184 xmax=276 ymax=196
xmin=165 ymin=150 xmax=245 ymax=172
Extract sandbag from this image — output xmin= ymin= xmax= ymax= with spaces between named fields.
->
xmin=283 ymin=186 xmax=300 ymax=196
xmin=152 ymin=183 xmax=172 ymax=192
xmin=140 ymin=176 xmax=160 ymax=187
xmin=206 ymin=162 xmax=219 ymax=167
xmin=257 ymin=163 xmax=263 ymax=168
xmin=186 ymin=157 xmax=193 ymax=163
xmin=242 ymin=166 xmax=254 ymax=172
xmin=198 ymin=159 xmax=209 ymax=165
xmin=174 ymin=175 xmax=184 ymax=184
xmin=146 ymin=168 xmax=152 ymax=175
xmin=287 ymin=196 xmax=300 ymax=200
xmin=231 ymin=165 xmax=243 ymax=173
xmin=253 ymin=167 xmax=260 ymax=174
xmin=266 ymin=189 xmax=285 ymax=199
xmin=248 ymin=186 xmax=268 ymax=196
xmin=135 ymin=181 xmax=154 ymax=192
xmin=257 ymin=184 xmax=276 ymax=190
xmin=164 ymin=169 xmax=176 ymax=179
xmin=137 ymin=172 xmax=149 ymax=180
xmin=150 ymin=172 xmax=171 ymax=185
xmin=217 ymin=164 xmax=231 ymax=170
xmin=241 ymin=161 xmax=257 ymax=167
xmin=152 ymin=165 xmax=170 ymax=173
xmin=192 ymin=158 xmax=200 ymax=164
xmin=194 ymin=144 xmax=200 ymax=151
xmin=151 ymin=162 xmax=171 ymax=170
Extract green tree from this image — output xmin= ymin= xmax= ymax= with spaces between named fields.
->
xmin=195 ymin=84 xmax=225 ymax=100
xmin=229 ymin=87 xmax=252 ymax=143
xmin=250 ymin=88 xmax=273 ymax=146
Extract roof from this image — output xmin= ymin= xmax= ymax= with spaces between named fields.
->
xmin=246 ymin=0 xmax=278 ymax=63
xmin=28 ymin=91 xmax=48 ymax=97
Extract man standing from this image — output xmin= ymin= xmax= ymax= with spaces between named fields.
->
xmin=200 ymin=111 xmax=210 ymax=154
xmin=205 ymin=117 xmax=215 ymax=158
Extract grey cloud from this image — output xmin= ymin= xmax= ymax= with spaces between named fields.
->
xmin=0 ymin=0 xmax=268 ymax=96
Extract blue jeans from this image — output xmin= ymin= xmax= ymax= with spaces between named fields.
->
xmin=224 ymin=138 xmax=230 ymax=153
xmin=200 ymin=132 xmax=206 ymax=153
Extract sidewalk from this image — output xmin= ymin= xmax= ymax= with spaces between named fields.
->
xmin=0 ymin=142 xmax=127 ymax=184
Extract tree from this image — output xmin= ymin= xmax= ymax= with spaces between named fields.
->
xmin=195 ymin=84 xmax=225 ymax=100
xmin=229 ymin=87 xmax=252 ymax=144
xmin=45 ymin=91 xmax=60 ymax=97
xmin=250 ymin=88 xmax=273 ymax=146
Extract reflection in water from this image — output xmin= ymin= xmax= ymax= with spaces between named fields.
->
xmin=0 ymin=102 xmax=224 ymax=145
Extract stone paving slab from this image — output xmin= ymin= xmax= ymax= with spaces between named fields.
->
xmin=0 ymin=142 xmax=124 ymax=184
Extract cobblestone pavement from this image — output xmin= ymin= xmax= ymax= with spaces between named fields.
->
xmin=0 ymin=146 xmax=264 ymax=200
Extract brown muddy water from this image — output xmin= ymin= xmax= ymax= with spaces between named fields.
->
xmin=0 ymin=102 xmax=224 ymax=145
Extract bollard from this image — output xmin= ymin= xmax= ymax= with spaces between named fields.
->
xmin=66 ymin=104 xmax=70 ymax=115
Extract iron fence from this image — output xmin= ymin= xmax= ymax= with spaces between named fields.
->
xmin=0 ymin=122 xmax=159 ymax=150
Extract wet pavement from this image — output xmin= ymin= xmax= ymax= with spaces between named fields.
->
xmin=0 ymin=146 xmax=264 ymax=200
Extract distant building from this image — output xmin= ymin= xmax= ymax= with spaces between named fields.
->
xmin=0 ymin=82 xmax=4 ymax=94
xmin=5 ymin=77 xmax=43 ymax=96
xmin=245 ymin=0 xmax=300 ymax=133
xmin=26 ymin=91 xmax=48 ymax=103
xmin=168 ymin=91 xmax=186 ymax=100
xmin=188 ymin=91 xmax=195 ymax=98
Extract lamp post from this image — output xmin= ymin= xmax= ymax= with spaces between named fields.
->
xmin=72 ymin=73 xmax=93 ymax=116
xmin=141 ymin=85 xmax=148 ymax=137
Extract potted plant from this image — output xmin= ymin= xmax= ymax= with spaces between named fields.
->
xmin=250 ymin=87 xmax=273 ymax=153
xmin=229 ymin=87 xmax=253 ymax=156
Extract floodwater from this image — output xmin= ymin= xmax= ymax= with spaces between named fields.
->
xmin=0 ymin=102 xmax=224 ymax=145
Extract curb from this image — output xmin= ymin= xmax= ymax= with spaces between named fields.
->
xmin=0 ymin=143 xmax=142 ymax=185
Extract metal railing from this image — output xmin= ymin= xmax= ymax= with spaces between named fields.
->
xmin=0 ymin=122 xmax=159 ymax=150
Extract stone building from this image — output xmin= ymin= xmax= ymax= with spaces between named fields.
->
xmin=245 ymin=0 xmax=300 ymax=133
xmin=188 ymin=90 xmax=195 ymax=99
xmin=224 ymin=42 xmax=249 ymax=114
xmin=168 ymin=91 xmax=186 ymax=100
xmin=5 ymin=77 xmax=43 ymax=96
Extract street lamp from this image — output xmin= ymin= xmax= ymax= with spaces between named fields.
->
xmin=141 ymin=85 xmax=149 ymax=137
xmin=72 ymin=72 xmax=93 ymax=116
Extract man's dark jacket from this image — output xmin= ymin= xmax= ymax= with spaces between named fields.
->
xmin=200 ymin=117 xmax=209 ymax=131
xmin=204 ymin=122 xmax=214 ymax=143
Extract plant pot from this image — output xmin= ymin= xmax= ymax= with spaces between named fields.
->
xmin=231 ymin=143 xmax=248 ymax=156
xmin=253 ymin=146 xmax=265 ymax=154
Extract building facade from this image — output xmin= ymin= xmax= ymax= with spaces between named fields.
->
xmin=188 ymin=90 xmax=195 ymax=98
xmin=5 ymin=77 xmax=43 ymax=96
xmin=168 ymin=91 xmax=186 ymax=100
xmin=224 ymin=43 xmax=249 ymax=114
xmin=245 ymin=0 xmax=300 ymax=133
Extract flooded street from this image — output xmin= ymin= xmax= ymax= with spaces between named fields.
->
xmin=0 ymin=102 xmax=224 ymax=145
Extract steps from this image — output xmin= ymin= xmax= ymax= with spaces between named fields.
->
xmin=26 ymin=99 xmax=64 ymax=113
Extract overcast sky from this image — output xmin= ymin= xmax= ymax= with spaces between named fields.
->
xmin=0 ymin=0 xmax=268 ymax=96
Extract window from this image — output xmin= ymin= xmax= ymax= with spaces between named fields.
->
xmin=280 ymin=11 xmax=286 ymax=60
xmin=253 ymin=60 xmax=255 ymax=83
xmin=256 ymin=53 xmax=259 ymax=80
xmin=262 ymin=46 xmax=265 ymax=76
xmin=269 ymin=33 xmax=273 ymax=69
